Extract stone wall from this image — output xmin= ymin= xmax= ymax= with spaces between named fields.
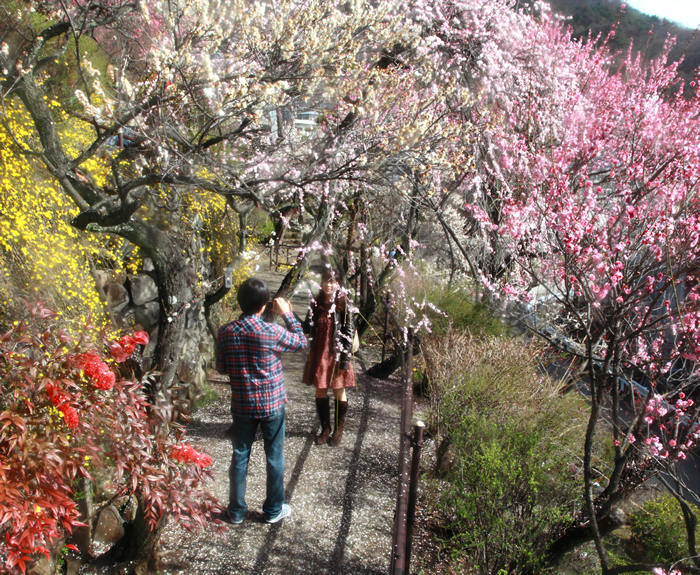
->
xmin=97 ymin=258 xmax=213 ymax=405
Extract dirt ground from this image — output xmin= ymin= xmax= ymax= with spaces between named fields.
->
xmin=159 ymin=258 xmax=413 ymax=575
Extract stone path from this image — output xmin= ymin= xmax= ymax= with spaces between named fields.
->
xmin=160 ymin=256 xmax=404 ymax=575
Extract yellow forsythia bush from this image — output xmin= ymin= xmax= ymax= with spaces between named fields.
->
xmin=0 ymin=99 xmax=117 ymax=331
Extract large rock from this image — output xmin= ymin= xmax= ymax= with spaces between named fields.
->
xmin=177 ymin=358 xmax=198 ymax=384
xmin=104 ymin=283 xmax=130 ymax=313
xmin=28 ymin=556 xmax=53 ymax=575
xmin=95 ymin=269 xmax=126 ymax=287
xmin=94 ymin=269 xmax=111 ymax=288
xmin=185 ymin=305 xmax=199 ymax=329
xmin=134 ymin=301 xmax=160 ymax=331
xmin=93 ymin=505 xmax=125 ymax=545
xmin=118 ymin=306 xmax=135 ymax=330
xmin=130 ymin=274 xmax=158 ymax=306
xmin=114 ymin=496 xmax=138 ymax=522
xmin=65 ymin=555 xmax=82 ymax=575
xmin=27 ymin=538 xmax=64 ymax=575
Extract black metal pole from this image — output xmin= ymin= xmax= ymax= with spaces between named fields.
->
xmin=405 ymin=421 xmax=425 ymax=574
xmin=382 ymin=293 xmax=392 ymax=362
xmin=390 ymin=327 xmax=414 ymax=575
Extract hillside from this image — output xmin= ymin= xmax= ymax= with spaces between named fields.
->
xmin=534 ymin=0 xmax=700 ymax=87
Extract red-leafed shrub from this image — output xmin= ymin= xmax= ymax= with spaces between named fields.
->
xmin=0 ymin=301 xmax=223 ymax=574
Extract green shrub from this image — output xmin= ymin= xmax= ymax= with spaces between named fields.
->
xmin=423 ymin=332 xmax=586 ymax=574
xmin=248 ymin=208 xmax=275 ymax=242
xmin=628 ymin=492 xmax=700 ymax=564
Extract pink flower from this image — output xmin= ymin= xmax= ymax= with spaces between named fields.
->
xmin=627 ymin=433 xmax=636 ymax=444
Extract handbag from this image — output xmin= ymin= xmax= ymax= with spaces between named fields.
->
xmin=351 ymin=330 xmax=360 ymax=353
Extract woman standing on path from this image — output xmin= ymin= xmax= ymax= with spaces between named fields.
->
xmin=303 ymin=267 xmax=355 ymax=446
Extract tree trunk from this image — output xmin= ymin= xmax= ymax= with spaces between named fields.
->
xmin=342 ymin=189 xmax=361 ymax=274
xmin=542 ymin=510 xmax=628 ymax=570
xmin=89 ymin=500 xmax=165 ymax=575
xmin=150 ymin=246 xmax=191 ymax=402
xmin=360 ymin=242 xmax=369 ymax=307
xmin=583 ymin=336 xmax=610 ymax=573
xmin=275 ymin=195 xmax=333 ymax=298
xmin=238 ymin=210 xmax=250 ymax=253
xmin=229 ymin=199 xmax=255 ymax=255
xmin=658 ymin=474 xmax=700 ymax=568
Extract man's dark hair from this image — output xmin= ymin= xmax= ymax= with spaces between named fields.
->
xmin=237 ymin=277 xmax=270 ymax=314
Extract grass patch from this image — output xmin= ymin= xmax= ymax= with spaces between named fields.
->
xmin=628 ymin=491 xmax=700 ymax=565
xmin=192 ymin=382 xmax=221 ymax=411
xmin=425 ymin=284 xmax=507 ymax=337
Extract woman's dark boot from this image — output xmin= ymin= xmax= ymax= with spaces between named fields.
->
xmin=329 ymin=400 xmax=348 ymax=446
xmin=315 ymin=398 xmax=331 ymax=445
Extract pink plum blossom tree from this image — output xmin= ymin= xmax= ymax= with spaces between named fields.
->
xmin=427 ymin=2 xmax=700 ymax=571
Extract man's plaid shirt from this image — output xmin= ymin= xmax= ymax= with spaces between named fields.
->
xmin=217 ymin=312 xmax=307 ymax=418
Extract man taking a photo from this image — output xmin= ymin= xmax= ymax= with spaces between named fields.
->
xmin=217 ymin=277 xmax=307 ymax=524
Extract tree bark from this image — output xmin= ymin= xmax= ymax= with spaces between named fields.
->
xmin=275 ymin=194 xmax=333 ymax=299
xmin=583 ymin=334 xmax=610 ymax=573
xmin=542 ymin=509 xmax=629 ymax=570
xmin=89 ymin=500 xmax=165 ymax=575
xmin=658 ymin=474 xmax=700 ymax=568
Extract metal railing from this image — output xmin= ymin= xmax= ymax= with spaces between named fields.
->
xmin=389 ymin=328 xmax=425 ymax=575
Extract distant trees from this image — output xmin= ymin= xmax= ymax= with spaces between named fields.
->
xmin=543 ymin=0 xmax=700 ymax=90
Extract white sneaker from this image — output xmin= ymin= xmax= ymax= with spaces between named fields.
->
xmin=227 ymin=510 xmax=243 ymax=524
xmin=266 ymin=504 xmax=291 ymax=524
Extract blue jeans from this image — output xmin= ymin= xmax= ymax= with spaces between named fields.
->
xmin=228 ymin=406 xmax=286 ymax=522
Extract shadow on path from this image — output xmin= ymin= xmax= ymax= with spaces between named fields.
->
xmin=330 ymin=356 xmax=371 ymax=569
xmin=250 ymin=433 xmax=316 ymax=573
xmin=160 ymin=256 xmax=399 ymax=575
